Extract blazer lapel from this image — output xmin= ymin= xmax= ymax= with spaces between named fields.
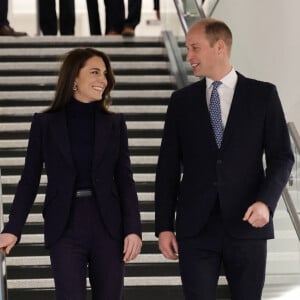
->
xmin=92 ymin=110 xmax=113 ymax=169
xmin=221 ymin=73 xmax=246 ymax=149
xmin=50 ymin=110 xmax=74 ymax=168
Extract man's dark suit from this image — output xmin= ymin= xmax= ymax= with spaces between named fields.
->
xmin=155 ymin=72 xmax=294 ymax=298
xmin=4 ymin=110 xmax=141 ymax=249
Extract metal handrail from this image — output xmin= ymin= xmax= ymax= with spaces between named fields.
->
xmin=282 ymin=188 xmax=300 ymax=241
xmin=288 ymin=122 xmax=300 ymax=153
xmin=281 ymin=122 xmax=300 ymax=241
xmin=0 ymin=169 xmax=8 ymax=300
xmin=173 ymin=0 xmax=189 ymax=35
xmin=172 ymin=0 xmax=221 ymax=36
xmin=162 ymin=31 xmax=189 ymax=89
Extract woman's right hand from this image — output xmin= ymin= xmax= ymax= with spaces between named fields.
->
xmin=0 ymin=233 xmax=18 ymax=255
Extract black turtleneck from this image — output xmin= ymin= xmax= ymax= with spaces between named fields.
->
xmin=66 ymin=97 xmax=98 ymax=190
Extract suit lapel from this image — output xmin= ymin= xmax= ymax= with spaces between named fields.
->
xmin=221 ymin=73 xmax=245 ymax=149
xmin=92 ymin=110 xmax=113 ymax=169
xmin=50 ymin=110 xmax=74 ymax=168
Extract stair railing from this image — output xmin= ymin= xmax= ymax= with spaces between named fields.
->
xmin=173 ymin=0 xmax=221 ymax=35
xmin=0 ymin=169 xmax=8 ymax=300
xmin=282 ymin=122 xmax=300 ymax=241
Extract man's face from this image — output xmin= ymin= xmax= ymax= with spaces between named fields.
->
xmin=186 ymin=27 xmax=219 ymax=78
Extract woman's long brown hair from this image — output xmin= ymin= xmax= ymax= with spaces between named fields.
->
xmin=45 ymin=48 xmax=115 ymax=113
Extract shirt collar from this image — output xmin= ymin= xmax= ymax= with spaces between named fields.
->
xmin=206 ymin=68 xmax=238 ymax=89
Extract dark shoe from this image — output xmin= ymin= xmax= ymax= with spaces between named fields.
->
xmin=0 ymin=24 xmax=27 ymax=36
xmin=106 ymin=31 xmax=120 ymax=36
xmin=122 ymin=26 xmax=135 ymax=37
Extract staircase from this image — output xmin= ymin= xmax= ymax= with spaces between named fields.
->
xmin=0 ymin=35 xmax=186 ymax=300
xmin=0 ymin=35 xmax=299 ymax=300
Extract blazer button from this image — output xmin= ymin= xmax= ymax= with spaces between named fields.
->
xmin=95 ymin=178 xmax=100 ymax=182
xmin=216 ymin=160 xmax=222 ymax=164
xmin=213 ymin=182 xmax=218 ymax=186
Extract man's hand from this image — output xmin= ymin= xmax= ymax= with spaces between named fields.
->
xmin=158 ymin=231 xmax=178 ymax=260
xmin=0 ymin=233 xmax=18 ymax=255
xmin=123 ymin=234 xmax=142 ymax=263
xmin=243 ymin=201 xmax=270 ymax=228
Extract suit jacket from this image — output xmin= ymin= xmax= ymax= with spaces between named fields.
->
xmin=155 ymin=72 xmax=294 ymax=240
xmin=4 ymin=109 xmax=141 ymax=248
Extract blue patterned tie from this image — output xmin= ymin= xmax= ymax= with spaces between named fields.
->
xmin=209 ymin=81 xmax=223 ymax=148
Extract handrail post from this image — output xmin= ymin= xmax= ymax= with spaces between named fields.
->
xmin=0 ymin=169 xmax=8 ymax=300
xmin=36 ymin=0 xmax=41 ymax=36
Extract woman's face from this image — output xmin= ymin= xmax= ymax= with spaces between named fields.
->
xmin=74 ymin=56 xmax=108 ymax=103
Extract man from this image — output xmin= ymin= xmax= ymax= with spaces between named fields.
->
xmin=0 ymin=0 xmax=27 ymax=36
xmin=155 ymin=18 xmax=294 ymax=300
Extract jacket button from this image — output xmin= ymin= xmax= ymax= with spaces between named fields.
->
xmin=216 ymin=160 xmax=222 ymax=164
xmin=213 ymin=182 xmax=218 ymax=186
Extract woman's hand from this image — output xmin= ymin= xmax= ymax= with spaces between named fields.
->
xmin=123 ymin=234 xmax=142 ymax=263
xmin=0 ymin=233 xmax=18 ymax=255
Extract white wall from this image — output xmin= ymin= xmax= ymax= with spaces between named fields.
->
xmin=212 ymin=0 xmax=300 ymax=128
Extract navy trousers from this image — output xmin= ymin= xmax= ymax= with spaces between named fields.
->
xmin=178 ymin=204 xmax=267 ymax=300
xmin=0 ymin=0 xmax=8 ymax=26
xmin=125 ymin=0 xmax=142 ymax=29
xmin=38 ymin=0 xmax=75 ymax=35
xmin=49 ymin=195 xmax=124 ymax=300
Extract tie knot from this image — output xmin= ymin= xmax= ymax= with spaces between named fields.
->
xmin=212 ymin=81 xmax=222 ymax=89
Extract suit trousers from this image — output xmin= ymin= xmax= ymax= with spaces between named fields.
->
xmin=125 ymin=0 xmax=142 ymax=29
xmin=38 ymin=0 xmax=75 ymax=35
xmin=49 ymin=195 xmax=124 ymax=300
xmin=86 ymin=0 xmax=101 ymax=35
xmin=178 ymin=205 xmax=267 ymax=300
xmin=0 ymin=0 xmax=8 ymax=26
xmin=104 ymin=0 xmax=125 ymax=34
xmin=86 ymin=0 xmax=125 ymax=34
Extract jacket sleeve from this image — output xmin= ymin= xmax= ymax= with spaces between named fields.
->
xmin=155 ymin=93 xmax=181 ymax=236
xmin=256 ymin=85 xmax=294 ymax=213
xmin=114 ymin=114 xmax=142 ymax=238
xmin=3 ymin=113 xmax=43 ymax=240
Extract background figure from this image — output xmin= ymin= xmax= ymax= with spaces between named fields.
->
xmin=122 ymin=0 xmax=142 ymax=37
xmin=105 ymin=0 xmax=125 ymax=34
xmin=86 ymin=0 xmax=101 ymax=35
xmin=0 ymin=0 xmax=27 ymax=36
xmin=155 ymin=18 xmax=294 ymax=300
xmin=0 ymin=48 xmax=142 ymax=299
xmin=154 ymin=0 xmax=160 ymax=20
xmin=38 ymin=0 xmax=75 ymax=35
xmin=86 ymin=0 xmax=125 ymax=35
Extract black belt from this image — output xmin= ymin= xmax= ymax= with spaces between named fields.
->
xmin=75 ymin=189 xmax=93 ymax=198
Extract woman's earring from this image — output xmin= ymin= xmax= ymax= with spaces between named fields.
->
xmin=72 ymin=82 xmax=78 ymax=91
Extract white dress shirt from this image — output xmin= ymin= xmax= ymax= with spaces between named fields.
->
xmin=206 ymin=68 xmax=238 ymax=127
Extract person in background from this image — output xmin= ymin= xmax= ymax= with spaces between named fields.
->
xmin=0 ymin=0 xmax=27 ymax=36
xmin=154 ymin=0 xmax=160 ymax=20
xmin=0 ymin=47 xmax=142 ymax=299
xmin=86 ymin=0 xmax=125 ymax=35
xmin=38 ymin=0 xmax=75 ymax=35
xmin=122 ymin=0 xmax=142 ymax=37
xmin=155 ymin=18 xmax=294 ymax=300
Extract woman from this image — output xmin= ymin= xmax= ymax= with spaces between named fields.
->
xmin=0 ymin=48 xmax=142 ymax=299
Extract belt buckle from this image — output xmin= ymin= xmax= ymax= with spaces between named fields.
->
xmin=75 ymin=189 xmax=92 ymax=198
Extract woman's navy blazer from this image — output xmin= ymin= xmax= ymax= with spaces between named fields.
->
xmin=3 ymin=109 xmax=142 ymax=248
